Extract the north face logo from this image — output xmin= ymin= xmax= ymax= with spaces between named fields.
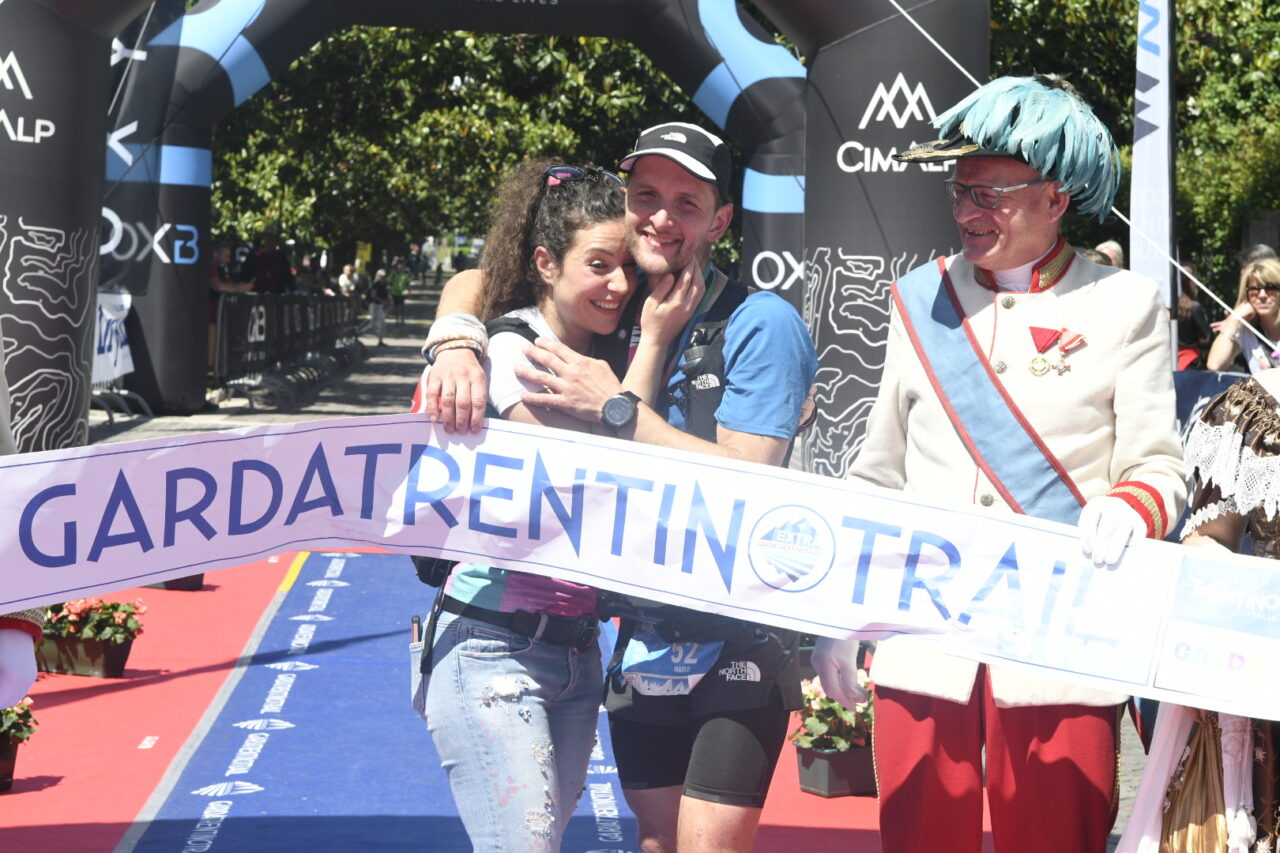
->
xmin=691 ymin=374 xmax=720 ymax=390
xmin=719 ymin=661 xmax=761 ymax=682
xmin=660 ymin=131 xmax=687 ymax=143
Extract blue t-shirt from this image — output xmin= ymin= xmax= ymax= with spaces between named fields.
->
xmin=660 ymin=285 xmax=818 ymax=440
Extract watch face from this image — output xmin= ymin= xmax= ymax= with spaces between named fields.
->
xmin=602 ymin=394 xmax=636 ymax=428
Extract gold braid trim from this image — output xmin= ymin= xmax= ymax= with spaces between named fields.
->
xmin=1110 ymin=484 xmax=1164 ymax=540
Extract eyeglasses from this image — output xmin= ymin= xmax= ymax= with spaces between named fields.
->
xmin=544 ymin=165 xmax=624 ymax=188
xmin=1247 ymin=284 xmax=1280 ymax=294
xmin=944 ymin=178 xmax=1051 ymax=209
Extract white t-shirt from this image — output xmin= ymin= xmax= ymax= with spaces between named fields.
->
xmin=1234 ymin=325 xmax=1278 ymax=375
xmin=483 ymin=306 xmax=559 ymax=416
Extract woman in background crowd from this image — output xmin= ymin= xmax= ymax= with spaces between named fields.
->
xmin=1207 ymin=257 xmax=1280 ymax=374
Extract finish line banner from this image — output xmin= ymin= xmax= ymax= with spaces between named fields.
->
xmin=3 ymin=414 xmax=1278 ymax=719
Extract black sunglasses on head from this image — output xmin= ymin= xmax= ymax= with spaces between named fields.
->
xmin=544 ymin=164 xmax=624 ymax=188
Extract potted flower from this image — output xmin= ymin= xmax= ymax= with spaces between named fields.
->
xmin=791 ymin=670 xmax=876 ymax=798
xmin=0 ymin=697 xmax=37 ymax=792
xmin=37 ymin=597 xmax=146 ymax=678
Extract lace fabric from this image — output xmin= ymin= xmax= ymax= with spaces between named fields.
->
xmin=1184 ymin=378 xmax=1280 ymax=558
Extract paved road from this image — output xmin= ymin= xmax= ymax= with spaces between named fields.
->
xmin=89 ymin=275 xmax=1151 ymax=845
xmin=90 ymin=279 xmax=440 ymax=445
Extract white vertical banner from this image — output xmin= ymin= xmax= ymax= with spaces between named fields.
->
xmin=1130 ymin=0 xmax=1174 ymax=309
xmin=92 ymin=291 xmax=135 ymax=384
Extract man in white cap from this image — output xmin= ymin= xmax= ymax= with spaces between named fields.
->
xmin=814 ymin=75 xmax=1185 ymax=851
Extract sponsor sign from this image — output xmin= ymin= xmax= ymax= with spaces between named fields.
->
xmin=3 ymin=414 xmax=1278 ymax=719
xmin=92 ymin=292 xmax=135 ymax=384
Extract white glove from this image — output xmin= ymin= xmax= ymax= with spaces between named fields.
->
xmin=0 ymin=629 xmax=37 ymax=709
xmin=811 ymin=637 xmax=868 ymax=709
xmin=1078 ymin=495 xmax=1146 ymax=568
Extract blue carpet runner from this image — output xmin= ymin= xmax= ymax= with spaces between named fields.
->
xmin=127 ymin=551 xmax=636 ymax=853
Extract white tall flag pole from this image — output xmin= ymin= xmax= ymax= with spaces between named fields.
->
xmin=1131 ymin=0 xmax=1176 ymax=311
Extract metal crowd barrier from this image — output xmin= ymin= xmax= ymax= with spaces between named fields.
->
xmin=211 ymin=293 xmax=364 ymax=409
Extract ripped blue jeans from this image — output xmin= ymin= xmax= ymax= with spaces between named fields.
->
xmin=425 ymin=612 xmax=601 ymax=852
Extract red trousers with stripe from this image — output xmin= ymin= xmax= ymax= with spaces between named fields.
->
xmin=873 ymin=666 xmax=1119 ymax=853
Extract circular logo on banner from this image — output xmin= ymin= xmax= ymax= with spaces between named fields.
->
xmin=747 ymin=505 xmax=835 ymax=592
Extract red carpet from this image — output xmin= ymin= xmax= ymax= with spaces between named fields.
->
xmin=0 ymin=548 xmax=993 ymax=852
xmin=0 ymin=554 xmax=292 ymax=852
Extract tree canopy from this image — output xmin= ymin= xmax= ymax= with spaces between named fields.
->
xmin=211 ymin=2 xmax=1280 ymax=307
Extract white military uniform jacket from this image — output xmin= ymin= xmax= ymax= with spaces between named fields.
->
xmin=849 ymin=241 xmax=1187 ymax=707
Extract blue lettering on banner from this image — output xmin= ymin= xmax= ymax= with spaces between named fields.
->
xmin=229 ymin=459 xmax=283 ymax=536
xmin=468 ymin=452 xmax=523 ymax=539
xmin=164 ymin=467 xmax=218 ymax=547
xmin=1064 ymin=561 xmax=1118 ymax=648
xmin=403 ymin=444 xmax=460 ymax=527
xmin=654 ymin=483 xmax=676 ymax=566
xmin=681 ymin=483 xmax=744 ymax=593
xmin=19 ymin=483 xmax=77 ymax=568
xmin=595 ymin=471 xmax=654 ymax=556
xmin=283 ymin=444 xmax=342 ymax=525
xmin=1036 ymin=561 xmax=1069 ymax=636
xmin=97 ymin=304 xmax=130 ymax=356
xmin=958 ymin=542 xmax=1023 ymax=627
xmin=899 ymin=530 xmax=962 ymax=620
xmin=841 ymin=516 xmax=904 ymax=604
xmin=344 ymin=443 xmax=401 ymax=519
xmin=529 ymin=452 xmax=584 ymax=553
xmin=173 ymin=224 xmax=200 ymax=264
xmin=1138 ymin=0 xmax=1161 ymax=56
xmin=88 ymin=471 xmax=156 ymax=562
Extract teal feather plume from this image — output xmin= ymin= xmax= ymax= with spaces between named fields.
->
xmin=933 ymin=75 xmax=1120 ymax=221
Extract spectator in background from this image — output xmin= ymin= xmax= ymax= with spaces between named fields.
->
xmin=1175 ymin=262 xmax=1212 ymax=370
xmin=1207 ymin=257 xmax=1280 ymax=375
xmin=1095 ymin=238 xmax=1125 ymax=268
xmin=338 ymin=263 xmax=360 ymax=298
xmin=367 ymin=268 xmax=390 ymax=347
xmin=243 ymin=224 xmax=294 ymax=295
xmin=209 ymin=242 xmax=253 ymax=366
xmin=1077 ymin=247 xmax=1112 ymax=265
xmin=1238 ymin=242 xmax=1278 ymax=268
xmin=389 ymin=260 xmax=410 ymax=327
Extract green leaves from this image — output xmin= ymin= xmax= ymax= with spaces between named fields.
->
xmin=211 ymin=27 xmax=693 ymax=257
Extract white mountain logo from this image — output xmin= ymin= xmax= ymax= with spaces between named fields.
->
xmin=192 ymin=781 xmax=264 ymax=796
xmin=858 ymin=72 xmax=937 ymax=130
xmin=234 ymin=719 xmax=295 ymax=731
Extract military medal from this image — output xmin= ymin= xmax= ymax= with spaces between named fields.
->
xmin=1054 ymin=329 xmax=1086 ymax=375
xmin=1029 ymin=326 xmax=1061 ymax=376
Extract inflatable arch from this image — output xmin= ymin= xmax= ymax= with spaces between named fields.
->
xmin=2 ymin=0 xmax=986 ymax=477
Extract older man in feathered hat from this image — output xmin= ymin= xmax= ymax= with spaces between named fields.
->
xmin=815 ymin=75 xmax=1186 ymax=851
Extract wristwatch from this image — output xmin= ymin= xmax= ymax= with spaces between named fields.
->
xmin=600 ymin=391 xmax=640 ymax=431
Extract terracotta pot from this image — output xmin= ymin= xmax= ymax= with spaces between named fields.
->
xmin=795 ymin=745 xmax=877 ymax=798
xmin=0 ymin=736 xmax=18 ymax=792
xmin=35 ymin=636 xmax=134 ymax=678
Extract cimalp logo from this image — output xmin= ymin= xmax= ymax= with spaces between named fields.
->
xmin=858 ymin=72 xmax=938 ymax=130
xmin=191 ymin=781 xmax=264 ymax=797
xmin=264 ymin=661 xmax=318 ymax=671
xmin=747 ymin=505 xmax=835 ymax=592
xmin=0 ymin=52 xmax=33 ymax=100
xmin=233 ymin=719 xmax=296 ymax=731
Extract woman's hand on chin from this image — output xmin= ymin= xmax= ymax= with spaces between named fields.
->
xmin=640 ymin=263 xmax=704 ymax=346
